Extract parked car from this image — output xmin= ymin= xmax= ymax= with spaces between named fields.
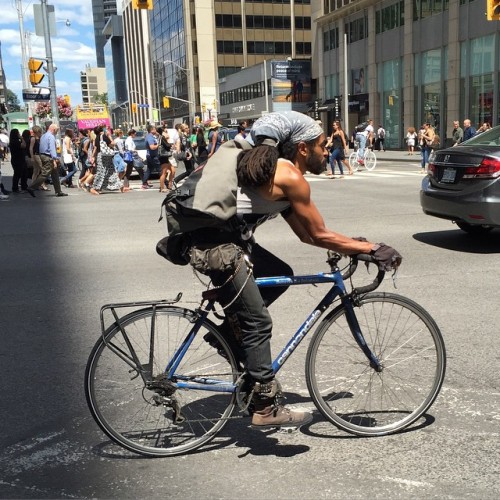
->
xmin=420 ymin=125 xmax=500 ymax=234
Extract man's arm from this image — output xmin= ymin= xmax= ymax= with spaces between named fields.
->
xmin=278 ymin=166 xmax=374 ymax=255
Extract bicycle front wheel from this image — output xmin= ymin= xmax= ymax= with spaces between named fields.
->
xmin=364 ymin=150 xmax=377 ymax=170
xmin=85 ymin=306 xmax=240 ymax=457
xmin=349 ymin=152 xmax=360 ymax=172
xmin=306 ymin=293 xmax=446 ymax=436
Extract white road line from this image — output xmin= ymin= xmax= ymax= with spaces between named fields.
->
xmin=306 ymin=170 xmax=426 ymax=181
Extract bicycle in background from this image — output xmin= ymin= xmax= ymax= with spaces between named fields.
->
xmin=349 ymin=140 xmax=377 ymax=172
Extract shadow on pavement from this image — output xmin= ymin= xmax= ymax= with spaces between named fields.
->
xmin=413 ymin=229 xmax=500 ymax=254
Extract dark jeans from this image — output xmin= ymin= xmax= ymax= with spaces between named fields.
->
xmin=11 ymin=158 xmax=28 ymax=191
xmin=124 ymin=161 xmax=145 ymax=182
xmin=61 ymin=162 xmax=78 ymax=186
xmin=145 ymin=155 xmax=160 ymax=184
xmin=202 ymin=241 xmax=292 ymax=383
xmin=329 ymin=147 xmax=345 ymax=175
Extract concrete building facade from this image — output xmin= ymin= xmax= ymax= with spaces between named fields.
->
xmin=80 ymin=65 xmax=108 ymax=105
xmin=313 ymin=0 xmax=500 ymax=148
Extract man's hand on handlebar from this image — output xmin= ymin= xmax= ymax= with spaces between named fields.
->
xmin=370 ymin=243 xmax=402 ymax=272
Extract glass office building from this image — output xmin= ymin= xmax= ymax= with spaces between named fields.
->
xmin=149 ymin=0 xmax=312 ymax=125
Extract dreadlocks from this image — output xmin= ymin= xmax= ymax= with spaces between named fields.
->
xmin=237 ymin=143 xmax=279 ymax=188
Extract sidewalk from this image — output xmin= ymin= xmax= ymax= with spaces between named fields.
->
xmin=362 ymin=149 xmax=421 ymax=163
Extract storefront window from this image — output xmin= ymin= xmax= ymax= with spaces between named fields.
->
xmin=379 ymin=59 xmax=401 ymax=148
xmin=416 ymin=49 xmax=442 ymax=133
xmin=325 ymin=74 xmax=339 ymax=99
xmin=461 ymin=35 xmax=495 ymax=127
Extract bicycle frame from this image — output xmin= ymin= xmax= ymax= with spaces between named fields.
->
xmin=168 ymin=269 xmax=382 ymax=393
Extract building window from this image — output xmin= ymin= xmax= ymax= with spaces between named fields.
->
xmin=379 ymin=59 xmax=402 ymax=148
xmin=461 ymin=34 xmax=495 ymax=126
xmin=221 ymin=81 xmax=265 ymax=106
xmin=215 ymin=14 xmax=242 ymax=28
xmin=376 ymin=2 xmax=405 ymax=34
xmin=296 ymin=42 xmax=311 ymax=55
xmin=247 ymin=41 xmax=292 ymax=54
xmin=345 ymin=16 xmax=368 ymax=44
xmin=295 ymin=17 xmax=311 ymax=30
xmin=323 ymin=25 xmax=339 ymax=51
xmin=413 ymin=0 xmax=449 ymax=21
xmin=217 ymin=40 xmax=244 ymax=54
xmin=245 ymin=16 xmax=293 ymax=29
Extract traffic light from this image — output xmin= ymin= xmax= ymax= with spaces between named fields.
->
xmin=162 ymin=97 xmax=170 ymax=108
xmin=202 ymin=103 xmax=207 ymax=112
xmin=64 ymin=94 xmax=71 ymax=105
xmin=132 ymin=0 xmax=153 ymax=9
xmin=28 ymin=58 xmax=44 ymax=86
xmin=487 ymin=0 xmax=500 ymax=20
xmin=132 ymin=103 xmax=138 ymax=113
xmin=212 ymin=100 xmax=217 ymax=110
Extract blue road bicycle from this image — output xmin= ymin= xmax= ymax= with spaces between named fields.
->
xmin=85 ymin=252 xmax=446 ymax=457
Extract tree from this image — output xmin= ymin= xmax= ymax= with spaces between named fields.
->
xmin=34 ymin=95 xmax=73 ymax=119
xmin=93 ymin=92 xmax=108 ymax=105
xmin=5 ymin=89 xmax=21 ymax=112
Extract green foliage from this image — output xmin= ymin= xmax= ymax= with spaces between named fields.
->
xmin=93 ymin=93 xmax=108 ymax=105
xmin=5 ymin=89 xmax=21 ymax=112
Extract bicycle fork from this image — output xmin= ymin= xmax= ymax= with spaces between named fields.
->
xmin=341 ymin=296 xmax=383 ymax=372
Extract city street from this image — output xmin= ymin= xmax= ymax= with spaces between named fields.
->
xmin=1 ymin=157 xmax=500 ymax=499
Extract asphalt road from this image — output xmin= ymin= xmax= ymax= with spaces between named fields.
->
xmin=1 ymin=158 xmax=499 ymax=499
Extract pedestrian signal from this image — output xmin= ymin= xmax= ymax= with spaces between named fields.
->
xmin=132 ymin=0 xmax=153 ymax=9
xmin=163 ymin=97 xmax=170 ymax=108
xmin=28 ymin=58 xmax=44 ymax=86
xmin=487 ymin=0 xmax=500 ymax=20
xmin=132 ymin=103 xmax=138 ymax=113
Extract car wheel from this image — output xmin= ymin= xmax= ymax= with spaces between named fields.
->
xmin=455 ymin=221 xmax=494 ymax=235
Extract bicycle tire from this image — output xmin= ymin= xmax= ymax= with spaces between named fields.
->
xmin=85 ymin=306 xmax=240 ymax=457
xmin=364 ymin=150 xmax=377 ymax=171
xmin=348 ymin=152 xmax=360 ymax=172
xmin=305 ymin=293 xmax=446 ymax=436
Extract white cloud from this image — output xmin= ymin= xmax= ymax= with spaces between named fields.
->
xmin=2 ymin=0 xmax=97 ymax=105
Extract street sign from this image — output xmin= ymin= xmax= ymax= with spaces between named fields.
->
xmin=23 ymin=87 xmax=51 ymax=101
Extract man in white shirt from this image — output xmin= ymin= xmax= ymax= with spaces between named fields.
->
xmin=356 ymin=119 xmax=374 ymax=165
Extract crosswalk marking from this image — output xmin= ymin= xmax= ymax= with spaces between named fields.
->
xmin=305 ymin=168 xmax=425 ymax=181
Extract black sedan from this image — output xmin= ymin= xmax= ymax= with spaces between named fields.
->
xmin=420 ymin=125 xmax=500 ymax=234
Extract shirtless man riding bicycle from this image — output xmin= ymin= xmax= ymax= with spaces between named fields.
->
xmin=184 ymin=112 xmax=402 ymax=430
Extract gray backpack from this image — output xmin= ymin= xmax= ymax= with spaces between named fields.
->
xmin=158 ymin=139 xmax=252 ymax=265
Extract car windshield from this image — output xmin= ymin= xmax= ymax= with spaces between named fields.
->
xmin=462 ymin=126 xmax=500 ymax=147
xmin=133 ymin=137 xmax=146 ymax=149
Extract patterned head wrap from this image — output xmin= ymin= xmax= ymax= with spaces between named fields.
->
xmin=249 ymin=111 xmax=323 ymax=146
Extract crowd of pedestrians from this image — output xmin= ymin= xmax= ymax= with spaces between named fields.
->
xmin=0 ymin=119 xmax=219 ymax=200
xmin=404 ymin=117 xmax=490 ymax=173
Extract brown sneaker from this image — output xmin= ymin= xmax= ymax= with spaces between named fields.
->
xmin=250 ymin=379 xmax=312 ymax=429
xmin=251 ymin=404 xmax=313 ymax=429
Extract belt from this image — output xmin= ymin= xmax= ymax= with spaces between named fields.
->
xmin=40 ymin=153 xmax=54 ymax=158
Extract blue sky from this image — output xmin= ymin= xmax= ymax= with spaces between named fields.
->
xmin=2 ymin=0 xmax=97 ymax=109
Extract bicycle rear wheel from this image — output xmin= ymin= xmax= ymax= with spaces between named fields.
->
xmin=364 ymin=150 xmax=377 ymax=170
xmin=349 ymin=152 xmax=360 ymax=172
xmin=85 ymin=306 xmax=240 ymax=457
xmin=306 ymin=293 xmax=446 ymax=436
